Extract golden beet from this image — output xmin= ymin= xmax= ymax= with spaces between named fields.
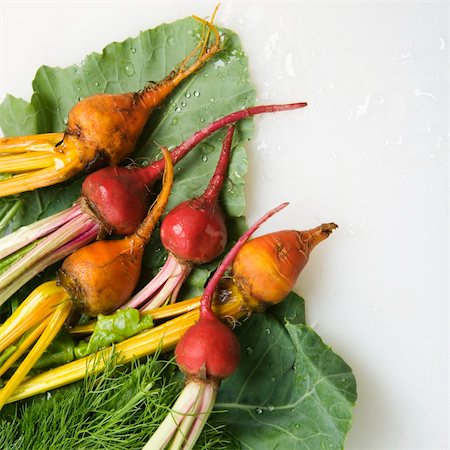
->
xmin=232 ymin=224 xmax=337 ymax=309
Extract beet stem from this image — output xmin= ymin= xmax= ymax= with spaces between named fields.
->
xmin=200 ymin=202 xmax=289 ymax=318
xmin=183 ymin=383 xmax=217 ymax=449
xmin=122 ymin=254 xmax=179 ymax=309
xmin=0 ymin=213 xmax=97 ymax=297
xmin=0 ymin=202 xmax=83 ymax=260
xmin=142 ymin=381 xmax=203 ymax=450
xmin=140 ymin=102 xmax=307 ymax=185
xmin=0 ymin=299 xmax=71 ymax=410
xmin=201 ymin=125 xmax=235 ymax=204
xmin=142 ymin=263 xmax=190 ymax=311
xmin=0 ymin=222 xmax=99 ymax=307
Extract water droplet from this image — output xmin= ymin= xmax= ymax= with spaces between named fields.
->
xmin=63 ymin=117 xmax=68 ymax=125
xmin=94 ymin=81 xmax=99 ymax=87
xmin=155 ymin=248 xmax=161 ymax=253
xmin=292 ymin=363 xmax=297 ymax=371
xmin=171 ymin=118 xmax=178 ymax=126
xmin=201 ymin=155 xmax=208 ymax=162
xmin=204 ymin=73 xmax=209 ymax=78
xmin=181 ymin=102 xmax=186 ymax=107
xmin=246 ymin=346 xmax=253 ymax=355
xmin=265 ymin=328 xmax=271 ymax=334
xmin=295 ymin=424 xmax=300 ymax=429
xmin=209 ymin=97 xmax=215 ymax=103
xmin=267 ymin=405 xmax=275 ymax=412
xmin=125 ymin=63 xmax=135 ymax=77
xmin=200 ymin=118 xmax=205 ymax=123
xmin=168 ymin=37 xmax=175 ymax=46
xmin=131 ymin=47 xmax=136 ymax=53
xmin=56 ymin=107 xmax=60 ymax=112
xmin=185 ymin=92 xmax=191 ymax=98
xmin=255 ymin=408 xmax=263 ymax=415
xmin=175 ymin=106 xmax=181 ymax=113
xmin=270 ymin=376 xmax=276 ymax=383
xmin=193 ymin=91 xmax=200 ymax=97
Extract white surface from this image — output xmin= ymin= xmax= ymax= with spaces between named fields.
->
xmin=0 ymin=1 xmax=448 ymax=448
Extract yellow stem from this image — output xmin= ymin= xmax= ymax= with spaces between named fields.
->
xmin=68 ymin=296 xmax=202 ymax=336
xmin=0 ymin=300 xmax=72 ymax=410
xmin=0 ymin=152 xmax=57 ymax=173
xmin=0 ymin=156 xmax=81 ymax=197
xmin=0 ymin=281 xmax=67 ymax=352
xmin=8 ymin=290 xmax=248 ymax=404
xmin=0 ymin=133 xmax=63 ymax=154
xmin=0 ymin=318 xmax=51 ymax=377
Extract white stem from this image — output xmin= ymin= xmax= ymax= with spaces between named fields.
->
xmin=142 ymin=381 xmax=203 ymax=450
xmin=169 ymin=383 xmax=205 ymax=450
xmin=0 ymin=213 xmax=94 ymax=289
xmin=0 ymin=222 xmax=99 ymax=306
xmin=123 ymin=254 xmax=179 ymax=310
xmin=182 ymin=383 xmax=217 ymax=450
xmin=140 ymin=261 xmax=190 ymax=312
xmin=0 ymin=203 xmax=82 ymax=259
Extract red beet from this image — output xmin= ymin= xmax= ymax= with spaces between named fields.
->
xmin=160 ymin=126 xmax=233 ymax=263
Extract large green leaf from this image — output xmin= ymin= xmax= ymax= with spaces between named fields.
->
xmin=0 ymin=17 xmax=255 ymax=227
xmin=216 ymin=293 xmax=357 ymax=449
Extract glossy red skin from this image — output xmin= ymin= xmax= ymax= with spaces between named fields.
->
xmin=175 ymin=316 xmax=240 ymax=380
xmin=160 ymin=200 xmax=227 ymax=265
xmin=82 ymin=167 xmax=152 ymax=235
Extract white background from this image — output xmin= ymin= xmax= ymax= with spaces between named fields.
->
xmin=0 ymin=1 xmax=448 ymax=448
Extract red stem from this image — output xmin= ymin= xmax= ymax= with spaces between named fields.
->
xmin=201 ymin=125 xmax=234 ymax=204
xmin=199 ymin=202 xmax=289 ymax=319
xmin=138 ymin=102 xmax=307 ymax=185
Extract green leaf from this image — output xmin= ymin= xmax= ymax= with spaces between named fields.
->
xmin=0 ymin=18 xmax=255 ymax=229
xmin=74 ymin=308 xmax=154 ymax=358
xmin=0 ymin=95 xmax=38 ymax=136
xmin=216 ymin=293 xmax=357 ymax=449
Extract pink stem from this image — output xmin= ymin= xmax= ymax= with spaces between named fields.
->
xmin=199 ymin=202 xmax=289 ymax=319
xmin=201 ymin=125 xmax=234 ymax=204
xmin=183 ymin=383 xmax=217 ymax=450
xmin=0 ymin=202 xmax=83 ymax=260
xmin=122 ymin=254 xmax=180 ymax=310
xmin=138 ymin=102 xmax=307 ymax=185
xmin=140 ymin=262 xmax=191 ymax=312
xmin=0 ymin=213 xmax=96 ymax=290
xmin=168 ymin=264 xmax=191 ymax=304
xmin=0 ymin=221 xmax=99 ymax=306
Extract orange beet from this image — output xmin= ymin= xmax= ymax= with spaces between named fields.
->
xmin=232 ymin=224 xmax=338 ymax=310
xmin=0 ymin=10 xmax=220 ymax=197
